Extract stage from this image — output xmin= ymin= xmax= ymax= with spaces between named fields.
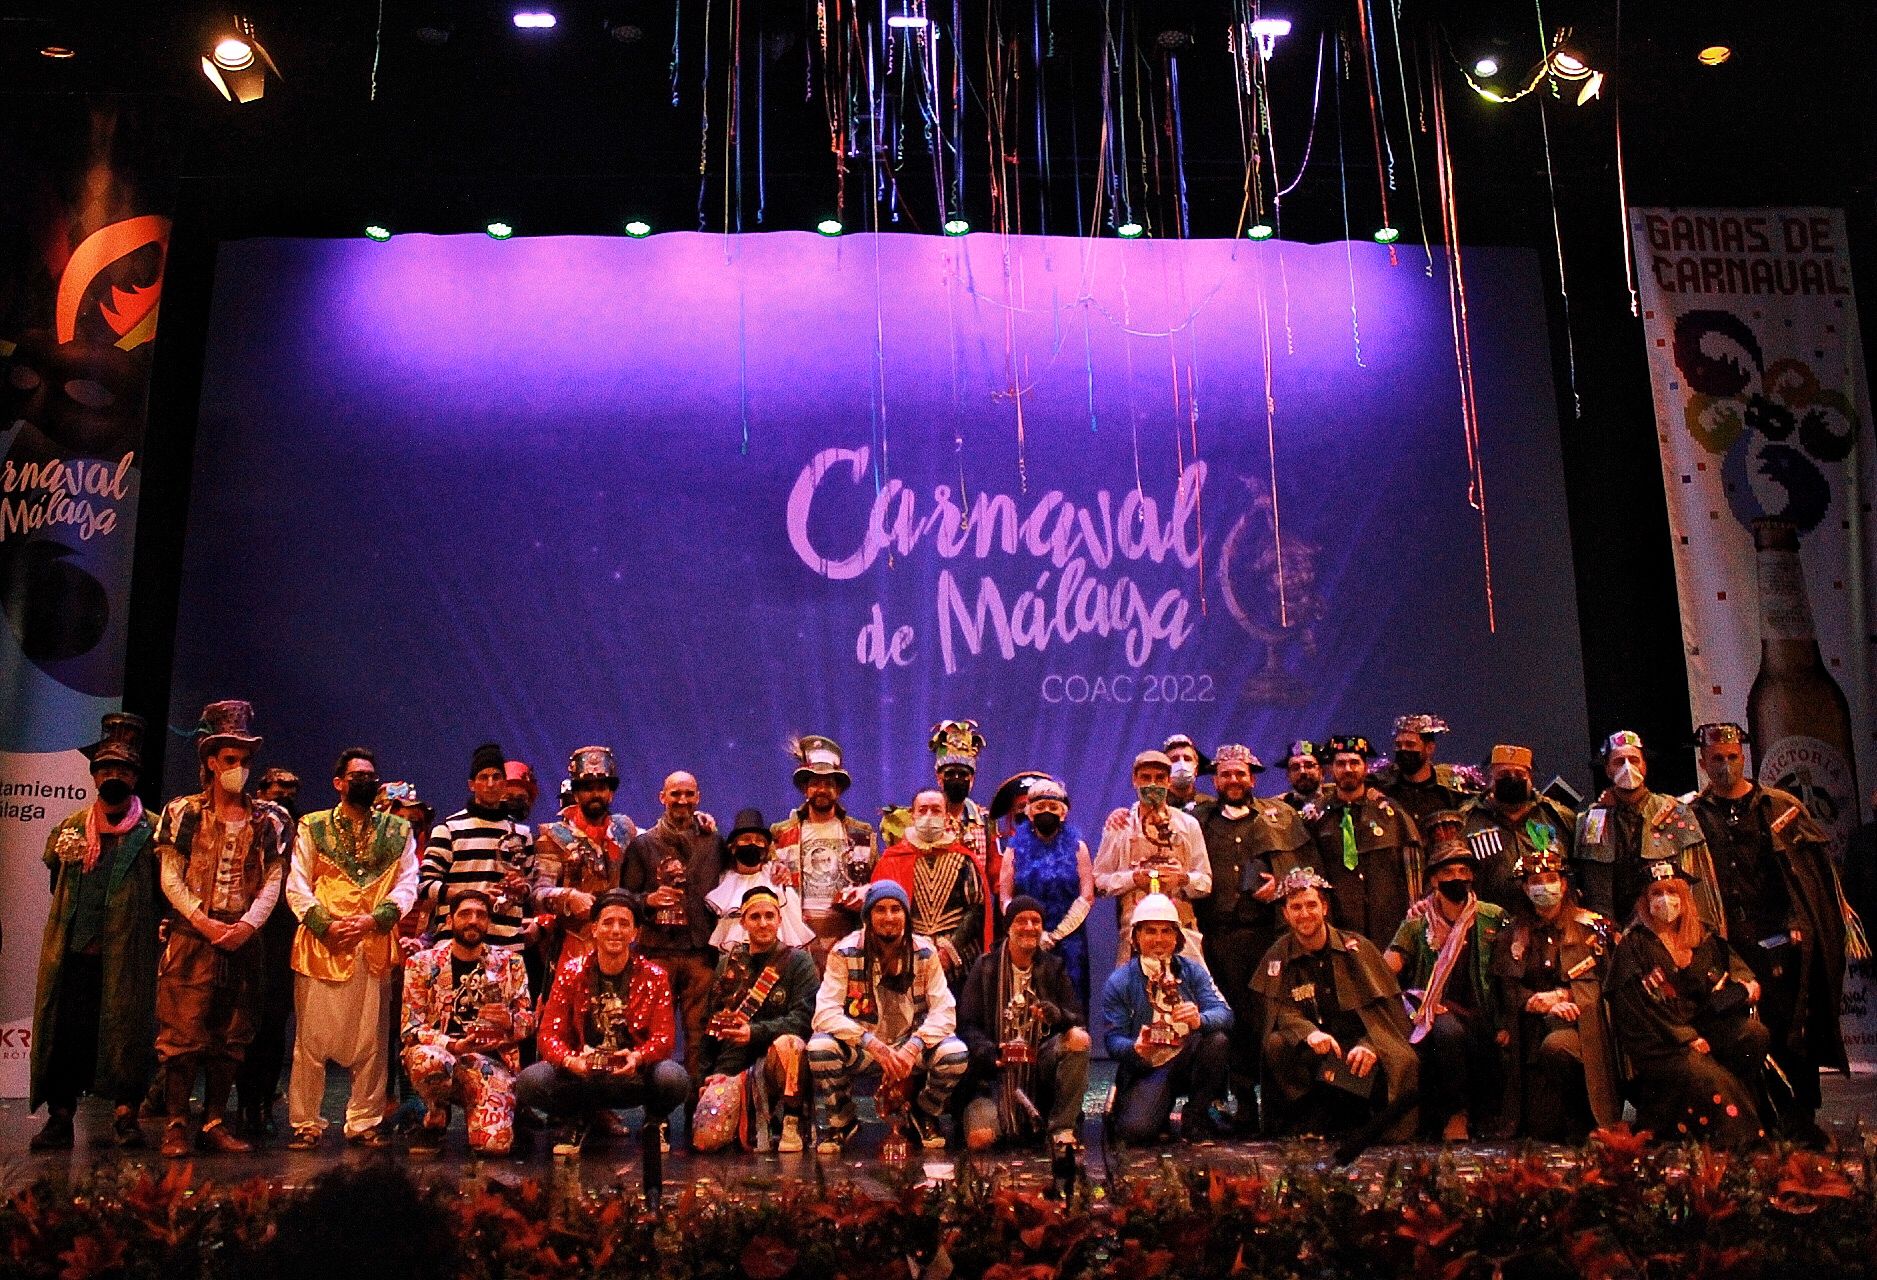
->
xmin=5 ymin=1065 xmax=1874 ymax=1196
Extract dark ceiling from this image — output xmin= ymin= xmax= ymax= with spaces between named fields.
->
xmin=3 ymin=0 xmax=1871 ymax=245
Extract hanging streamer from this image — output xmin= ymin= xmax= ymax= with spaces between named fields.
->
xmin=1430 ymin=63 xmax=1497 ymax=632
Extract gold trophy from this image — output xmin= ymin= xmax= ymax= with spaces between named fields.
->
xmin=454 ymin=965 xmax=506 ymax=1045
xmin=876 ymin=1070 xmax=913 ymax=1163
xmin=999 ymin=984 xmax=1037 ymax=1066
xmin=1143 ymin=960 xmax=1186 ymax=1049
xmin=491 ymin=829 xmax=530 ymax=917
xmin=591 ymin=989 xmax=637 ymax=1072
xmin=653 ymin=853 xmax=690 ymax=928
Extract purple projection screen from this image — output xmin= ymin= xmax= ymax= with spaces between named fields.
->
xmin=173 ymin=233 xmax=1586 ymax=884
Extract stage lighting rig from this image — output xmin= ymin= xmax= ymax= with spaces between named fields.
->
xmin=201 ymin=15 xmax=282 ymax=103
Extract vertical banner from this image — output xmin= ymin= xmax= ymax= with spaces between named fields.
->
xmin=0 ymin=102 xmax=173 ymax=1095
xmin=1631 ymin=206 xmax=1877 ymax=1064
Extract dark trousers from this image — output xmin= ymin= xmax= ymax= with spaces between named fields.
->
xmin=1204 ymin=927 xmax=1269 ymax=1130
xmin=44 ymin=952 xmax=144 ymax=1111
xmin=1632 ymin=1015 xmax=1770 ymax=1148
xmin=236 ymin=901 xmax=297 ymax=1112
xmin=1109 ymin=1029 xmax=1229 ymax=1144
xmin=644 ymin=949 xmax=716 ymax=1105
xmin=1414 ymin=1010 xmax=1497 ymax=1136
xmin=515 ymin=1059 xmax=691 ymax=1126
xmin=1520 ymin=1020 xmax=1595 ymax=1143
xmin=1739 ymin=945 xmax=1822 ymax=1118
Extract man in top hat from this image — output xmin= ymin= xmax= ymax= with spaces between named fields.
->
xmin=283 ymin=747 xmax=420 ymax=1150
xmin=1163 ymin=734 xmax=1216 ymax=812
xmin=1574 ymin=731 xmax=1720 ymax=926
xmin=1188 ymin=743 xmax=1310 ymax=1132
xmin=421 ymin=742 xmax=537 ymax=953
xmin=1300 ymin=735 xmax=1422 ymax=948
xmin=872 ymin=788 xmax=995 ymax=995
xmin=152 ymin=700 xmax=294 ymax=1157
xmin=1690 ymin=721 xmax=1856 ymax=1146
xmin=694 ymin=883 xmax=820 ymax=1153
xmin=240 ymin=764 xmax=307 ymax=1136
xmin=707 ymin=809 xmax=814 ymax=951
xmin=28 ymin=713 xmax=159 ymax=1151
xmin=989 ymin=770 xmax=1053 ymax=843
xmin=1094 ymin=750 xmax=1212 ymax=965
xmin=1254 ymin=867 xmax=1418 ymax=1141
xmin=1100 ymin=893 xmax=1233 ymax=1144
xmin=807 ymin=880 xmax=971 ymax=1153
xmin=534 ymin=746 xmax=640 ymax=971
xmin=1371 ymin=715 xmax=1480 ymax=831
xmin=772 ymin=736 xmax=878 ymax=967
xmin=1459 ymin=744 xmax=1576 ymax=911
xmin=1384 ymin=813 xmax=1505 ymax=1140
xmin=1277 ymin=740 xmax=1325 ymax=810
xmin=886 ymin=720 xmax=1000 ymax=904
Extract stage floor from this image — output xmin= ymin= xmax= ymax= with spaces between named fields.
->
xmin=4 ymin=1065 xmax=1873 ymax=1196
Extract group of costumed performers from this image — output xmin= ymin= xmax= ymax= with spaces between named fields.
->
xmin=22 ymin=705 xmax=1865 ymax=1165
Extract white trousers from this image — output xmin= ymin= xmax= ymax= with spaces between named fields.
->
xmin=287 ymin=966 xmax=393 ymax=1136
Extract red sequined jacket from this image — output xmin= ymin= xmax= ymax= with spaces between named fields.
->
xmin=537 ymin=948 xmax=677 ymax=1069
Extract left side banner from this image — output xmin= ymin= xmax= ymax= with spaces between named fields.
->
xmin=0 ymin=99 xmax=176 ymax=1096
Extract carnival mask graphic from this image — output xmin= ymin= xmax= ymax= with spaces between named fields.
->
xmin=0 ymin=214 xmax=168 ymax=706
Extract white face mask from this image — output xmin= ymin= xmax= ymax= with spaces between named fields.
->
xmin=1613 ymin=761 xmax=1644 ymax=792
xmin=218 ymin=765 xmax=250 ymax=794
xmin=1169 ymin=763 xmax=1197 ymax=786
xmin=1648 ymin=894 xmax=1682 ymax=926
xmin=912 ymin=815 xmax=949 ymax=845
xmin=1525 ymin=881 xmax=1564 ymax=911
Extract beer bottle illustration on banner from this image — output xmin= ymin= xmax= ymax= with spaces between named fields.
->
xmin=1746 ymin=517 xmax=1861 ymax=861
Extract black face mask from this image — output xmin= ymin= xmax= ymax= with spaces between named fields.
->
xmin=734 ymin=844 xmax=767 ymax=869
xmin=97 ymin=778 xmax=134 ymax=806
xmin=1493 ymin=776 xmax=1533 ymax=805
xmin=1029 ymin=813 xmax=1062 ymax=838
xmin=941 ymin=778 xmax=971 ymax=805
xmin=344 ymin=778 xmax=378 ymax=807
xmin=1436 ymin=878 xmax=1473 ymax=904
xmin=1393 ymin=750 xmax=1426 ymax=775
xmin=504 ymin=798 xmax=530 ymax=820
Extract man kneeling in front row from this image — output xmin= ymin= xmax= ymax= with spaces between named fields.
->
xmin=692 ymin=885 xmax=819 ymax=1153
xmin=1099 ymin=893 xmax=1233 ymax=1144
xmin=957 ymin=896 xmax=1091 ymax=1152
xmin=808 ymin=881 xmax=969 ymax=1153
xmin=516 ymin=890 xmax=691 ymax=1156
xmin=1254 ymin=868 xmax=1418 ymax=1141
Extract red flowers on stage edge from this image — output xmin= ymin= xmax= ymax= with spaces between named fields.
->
xmin=0 ymin=1127 xmax=1872 ymax=1279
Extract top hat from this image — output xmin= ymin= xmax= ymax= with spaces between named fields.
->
xmin=196 ymin=700 xmax=261 ymax=758
xmin=83 ymin=712 xmax=146 ymax=771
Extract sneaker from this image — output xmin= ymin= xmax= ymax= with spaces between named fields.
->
xmin=777 ymin=1114 xmax=804 ymax=1154
xmin=112 ymin=1108 xmax=147 ymax=1150
xmin=286 ymin=1126 xmax=322 ymax=1151
xmin=552 ymin=1122 xmax=589 ymax=1158
xmin=904 ymin=1108 xmax=947 ymax=1150
xmin=29 ymin=1109 xmax=74 ymax=1151
xmin=346 ymin=1126 xmax=394 ymax=1149
xmin=815 ymin=1118 xmax=858 ymax=1155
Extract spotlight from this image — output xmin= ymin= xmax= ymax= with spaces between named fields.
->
xmin=816 ymin=219 xmax=844 ymax=236
xmin=623 ymin=220 xmax=653 ymax=237
xmin=1697 ymin=44 xmax=1732 ymax=66
xmin=1550 ymin=49 xmax=1588 ymax=75
xmin=1373 ymin=225 xmax=1400 ymax=244
xmin=201 ymin=18 xmax=282 ymax=103
xmin=40 ymin=45 xmax=77 ymax=59
xmin=1247 ymin=17 xmax=1291 ymax=58
xmin=1473 ymin=57 xmax=1499 ymax=77
xmin=1116 ymin=221 xmax=1145 ymax=238
xmin=886 ymin=5 xmax=929 ymax=30
xmin=942 ymin=218 xmax=971 ymax=235
xmin=486 ymin=221 xmax=515 ymax=239
xmin=512 ymin=10 xmax=558 ymax=29
xmin=1246 ymin=223 xmax=1275 ymax=240
xmin=364 ymin=224 xmax=393 ymax=241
